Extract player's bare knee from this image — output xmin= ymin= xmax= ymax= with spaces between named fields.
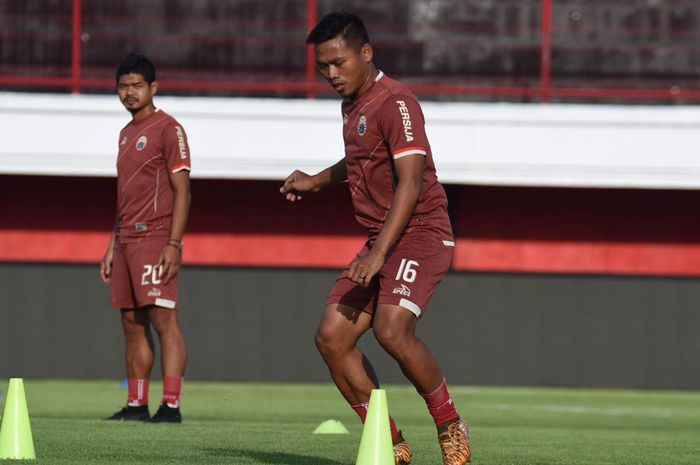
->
xmin=374 ymin=325 xmax=409 ymax=357
xmin=121 ymin=310 xmax=147 ymax=333
xmin=314 ymin=325 xmax=348 ymax=359
xmin=149 ymin=311 xmax=179 ymax=336
xmin=314 ymin=326 xmax=332 ymax=355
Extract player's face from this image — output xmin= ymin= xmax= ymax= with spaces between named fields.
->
xmin=315 ymin=37 xmax=374 ymax=99
xmin=117 ymin=73 xmax=157 ymax=114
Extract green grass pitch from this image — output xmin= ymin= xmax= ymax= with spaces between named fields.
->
xmin=0 ymin=380 xmax=698 ymax=464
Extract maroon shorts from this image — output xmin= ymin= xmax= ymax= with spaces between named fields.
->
xmin=326 ymin=230 xmax=454 ymax=318
xmin=110 ymin=238 xmax=179 ymax=310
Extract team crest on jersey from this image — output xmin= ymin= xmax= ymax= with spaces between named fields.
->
xmin=120 ymin=136 xmax=127 ymax=146
xmin=135 ymin=136 xmax=148 ymax=151
xmin=357 ymin=115 xmax=367 ymax=136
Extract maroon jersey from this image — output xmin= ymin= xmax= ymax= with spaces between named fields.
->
xmin=116 ymin=109 xmax=191 ymax=242
xmin=341 ymin=72 xmax=453 ymax=240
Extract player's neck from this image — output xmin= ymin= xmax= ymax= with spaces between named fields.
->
xmin=352 ymin=66 xmax=378 ymax=101
xmin=130 ymin=104 xmax=157 ymax=124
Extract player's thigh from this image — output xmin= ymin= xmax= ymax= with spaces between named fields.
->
xmin=111 ymin=243 xmax=137 ymax=309
xmin=125 ymin=239 xmax=180 ymax=310
xmin=373 ymin=303 xmax=419 ymax=343
xmin=326 ymin=243 xmax=380 ymax=316
xmin=378 ymin=232 xmax=454 ymax=319
xmin=316 ymin=303 xmax=372 ymax=351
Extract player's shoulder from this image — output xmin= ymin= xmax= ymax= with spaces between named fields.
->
xmin=374 ymin=74 xmax=421 ymax=119
xmin=153 ymin=109 xmax=181 ymax=128
xmin=152 ymin=110 xmax=189 ymax=141
xmin=375 ymin=73 xmax=419 ymax=103
xmin=374 ymin=74 xmax=421 ymax=117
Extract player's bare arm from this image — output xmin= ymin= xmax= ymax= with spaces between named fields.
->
xmin=100 ymin=214 xmax=119 ymax=284
xmin=99 ymin=234 xmax=115 ymax=284
xmin=157 ymin=170 xmax=191 ymax=284
xmin=348 ymin=155 xmax=424 ymax=287
xmin=280 ymin=157 xmax=347 ymax=202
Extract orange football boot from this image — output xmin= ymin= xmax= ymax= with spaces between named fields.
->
xmin=438 ymin=418 xmax=472 ymax=464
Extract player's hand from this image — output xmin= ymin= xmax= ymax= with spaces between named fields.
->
xmin=348 ymin=248 xmax=386 ymax=288
xmin=100 ymin=246 xmax=114 ymax=284
xmin=280 ymin=170 xmax=317 ymax=202
xmin=156 ymin=244 xmax=181 ymax=285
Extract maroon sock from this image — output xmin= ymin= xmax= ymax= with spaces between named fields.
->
xmin=127 ymin=378 xmax=149 ymax=407
xmin=161 ymin=377 xmax=183 ymax=408
xmin=421 ymin=378 xmax=459 ymax=427
xmin=351 ymin=401 xmax=402 ymax=443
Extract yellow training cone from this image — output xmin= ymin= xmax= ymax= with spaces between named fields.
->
xmin=0 ymin=378 xmax=36 ymax=460
xmin=355 ymin=389 xmax=393 ymax=465
xmin=313 ymin=419 xmax=350 ymax=434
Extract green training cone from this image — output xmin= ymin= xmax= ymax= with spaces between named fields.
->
xmin=313 ymin=419 xmax=350 ymax=434
xmin=0 ymin=378 xmax=36 ymax=460
xmin=355 ymin=389 xmax=393 ymax=465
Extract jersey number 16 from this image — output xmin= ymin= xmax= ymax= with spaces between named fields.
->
xmin=395 ymin=259 xmax=419 ymax=283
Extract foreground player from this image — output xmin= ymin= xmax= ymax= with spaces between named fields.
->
xmin=281 ymin=12 xmax=471 ymax=465
xmin=100 ymin=53 xmax=191 ymax=423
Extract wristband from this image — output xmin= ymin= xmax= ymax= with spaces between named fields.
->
xmin=167 ymin=238 xmax=183 ymax=249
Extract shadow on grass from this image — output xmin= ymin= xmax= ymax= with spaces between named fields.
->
xmin=203 ymin=448 xmax=346 ymax=465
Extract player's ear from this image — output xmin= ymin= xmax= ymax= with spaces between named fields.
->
xmin=150 ymin=80 xmax=159 ymax=96
xmin=361 ymin=43 xmax=373 ymax=64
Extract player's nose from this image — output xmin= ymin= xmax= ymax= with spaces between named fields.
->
xmin=328 ymin=65 xmax=340 ymax=79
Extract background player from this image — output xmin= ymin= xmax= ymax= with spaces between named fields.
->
xmin=100 ymin=53 xmax=191 ymax=423
xmin=280 ymin=12 xmax=471 ymax=465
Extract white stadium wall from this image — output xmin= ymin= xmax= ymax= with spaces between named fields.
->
xmin=5 ymin=91 xmax=700 ymax=277
xmin=3 ymin=92 xmax=700 ymax=189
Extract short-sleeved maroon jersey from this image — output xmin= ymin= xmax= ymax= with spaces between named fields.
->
xmin=116 ymin=109 xmax=191 ymax=242
xmin=341 ymin=72 xmax=453 ymax=241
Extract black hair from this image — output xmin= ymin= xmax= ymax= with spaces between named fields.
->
xmin=115 ymin=52 xmax=156 ymax=84
xmin=305 ymin=11 xmax=370 ymax=50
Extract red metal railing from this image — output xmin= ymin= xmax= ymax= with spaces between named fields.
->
xmin=539 ymin=0 xmax=553 ymax=103
xmin=70 ymin=0 xmax=81 ymax=94
xmin=1 ymin=0 xmax=699 ymax=103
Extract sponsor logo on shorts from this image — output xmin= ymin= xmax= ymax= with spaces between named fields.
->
xmin=357 ymin=115 xmax=367 ymax=136
xmin=396 ymin=100 xmax=414 ymax=142
xmin=136 ymin=135 xmax=148 ymax=151
xmin=392 ymin=284 xmax=411 ymax=297
xmin=135 ymin=222 xmax=148 ymax=231
xmin=147 ymin=287 xmax=161 ymax=297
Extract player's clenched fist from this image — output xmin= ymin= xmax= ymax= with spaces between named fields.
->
xmin=280 ymin=170 xmax=318 ymax=202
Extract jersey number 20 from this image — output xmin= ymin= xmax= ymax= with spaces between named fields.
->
xmin=141 ymin=264 xmax=162 ymax=286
